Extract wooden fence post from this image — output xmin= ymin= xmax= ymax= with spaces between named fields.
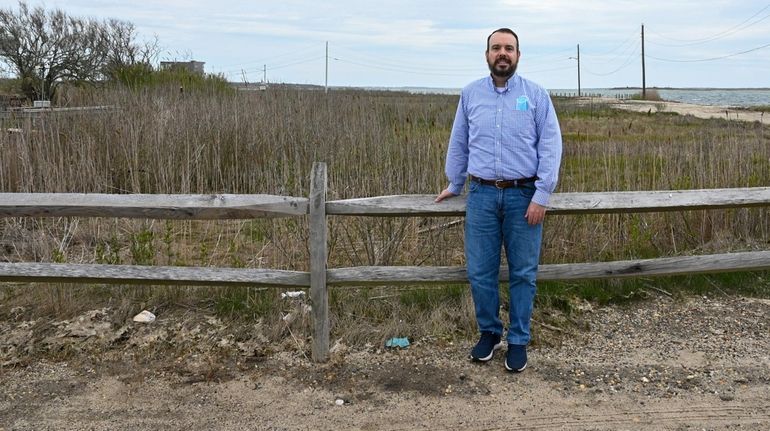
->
xmin=309 ymin=162 xmax=329 ymax=362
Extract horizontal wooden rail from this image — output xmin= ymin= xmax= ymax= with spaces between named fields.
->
xmin=326 ymin=187 xmax=770 ymax=216
xmin=3 ymin=187 xmax=768 ymax=219
xmin=326 ymin=251 xmax=770 ymax=285
xmin=5 ymin=251 xmax=768 ymax=288
xmin=0 ymin=262 xmax=309 ymax=287
xmin=0 ymin=193 xmax=308 ymax=219
xmin=4 ymin=181 xmax=770 ymax=363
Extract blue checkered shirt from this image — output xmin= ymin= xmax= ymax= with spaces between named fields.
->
xmin=445 ymin=74 xmax=562 ymax=206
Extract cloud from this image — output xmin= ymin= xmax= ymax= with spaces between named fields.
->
xmin=6 ymin=0 xmax=770 ymax=88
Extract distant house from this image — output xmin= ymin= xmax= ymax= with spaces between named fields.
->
xmin=160 ymin=61 xmax=205 ymax=75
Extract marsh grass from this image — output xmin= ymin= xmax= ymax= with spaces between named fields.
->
xmin=1 ymin=85 xmax=769 ymax=345
xmin=627 ymin=89 xmax=664 ymax=101
xmin=539 ymin=272 xmax=770 ymax=308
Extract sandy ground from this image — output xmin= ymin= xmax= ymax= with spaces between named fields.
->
xmin=1 ymin=99 xmax=769 ymax=430
xmin=1 ymin=295 xmax=769 ymax=430
xmin=596 ymin=97 xmax=770 ymax=124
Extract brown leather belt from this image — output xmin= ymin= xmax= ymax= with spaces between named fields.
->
xmin=469 ymin=174 xmax=537 ymax=189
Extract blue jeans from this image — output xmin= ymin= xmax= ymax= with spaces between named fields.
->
xmin=465 ymin=181 xmax=543 ymax=346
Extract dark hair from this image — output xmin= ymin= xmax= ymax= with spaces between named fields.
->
xmin=486 ymin=28 xmax=519 ymax=52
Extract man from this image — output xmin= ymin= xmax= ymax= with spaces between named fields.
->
xmin=435 ymin=28 xmax=562 ymax=372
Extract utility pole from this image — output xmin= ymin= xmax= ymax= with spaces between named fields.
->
xmin=325 ymin=41 xmax=329 ymax=94
xmin=576 ymin=44 xmax=581 ymax=97
xmin=38 ymin=66 xmax=45 ymax=101
xmin=569 ymin=44 xmax=581 ymax=97
xmin=641 ymin=24 xmax=646 ymax=99
xmin=263 ymin=64 xmax=267 ymax=83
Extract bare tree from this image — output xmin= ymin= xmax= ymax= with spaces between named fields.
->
xmin=101 ymin=19 xmax=160 ymax=79
xmin=0 ymin=1 xmax=159 ymax=101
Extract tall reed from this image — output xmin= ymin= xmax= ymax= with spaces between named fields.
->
xmin=1 ymin=87 xmax=769 ymax=341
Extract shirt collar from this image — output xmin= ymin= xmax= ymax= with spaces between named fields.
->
xmin=486 ymin=73 xmax=518 ymax=92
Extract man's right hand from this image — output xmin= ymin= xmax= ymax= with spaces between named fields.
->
xmin=435 ymin=188 xmax=457 ymax=203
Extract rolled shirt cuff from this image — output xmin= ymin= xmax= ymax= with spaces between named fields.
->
xmin=531 ymin=189 xmax=551 ymax=207
xmin=448 ymin=182 xmax=464 ymax=196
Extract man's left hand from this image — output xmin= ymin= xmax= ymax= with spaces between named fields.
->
xmin=525 ymin=202 xmax=547 ymax=225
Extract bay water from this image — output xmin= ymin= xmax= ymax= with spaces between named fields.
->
xmin=385 ymin=87 xmax=770 ymax=107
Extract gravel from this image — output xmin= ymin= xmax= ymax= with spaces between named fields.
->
xmin=1 ymin=294 xmax=768 ymax=430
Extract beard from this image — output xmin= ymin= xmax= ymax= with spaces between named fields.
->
xmin=487 ymin=56 xmax=517 ymax=79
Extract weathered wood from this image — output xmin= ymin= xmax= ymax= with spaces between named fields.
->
xmin=5 ymin=187 xmax=769 ymax=219
xmin=539 ymin=251 xmax=770 ymax=280
xmin=327 ymin=265 xmax=467 ymax=285
xmin=326 ymin=251 xmax=770 ymax=285
xmin=326 ymin=187 xmax=770 ymax=216
xmin=0 ymin=193 xmax=308 ymax=219
xmin=327 ymin=194 xmax=466 ymax=216
xmin=309 ymin=162 xmax=330 ymax=362
xmin=5 ymin=183 xmax=770 ymax=367
xmin=0 ymin=262 xmax=310 ymax=287
xmin=550 ymin=187 xmax=770 ymax=214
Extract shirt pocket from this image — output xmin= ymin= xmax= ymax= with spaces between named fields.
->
xmin=467 ymin=102 xmax=498 ymax=137
xmin=509 ymin=109 xmax=536 ymax=141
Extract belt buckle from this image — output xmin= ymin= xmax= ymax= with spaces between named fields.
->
xmin=494 ymin=179 xmax=505 ymax=189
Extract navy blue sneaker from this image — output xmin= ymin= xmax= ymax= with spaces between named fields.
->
xmin=505 ymin=344 xmax=527 ymax=372
xmin=470 ymin=332 xmax=504 ymax=362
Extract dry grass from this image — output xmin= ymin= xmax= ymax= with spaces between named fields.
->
xmin=1 ymin=86 xmax=769 ymax=346
xmin=628 ymin=89 xmax=664 ymax=101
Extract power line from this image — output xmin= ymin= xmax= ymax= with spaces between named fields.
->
xmin=581 ymin=30 xmax=638 ymax=59
xmin=266 ymin=56 xmax=326 ymax=71
xmin=647 ymin=3 xmax=770 ymax=47
xmin=521 ymin=46 xmax=575 ymax=60
xmin=197 ymin=21 xmax=770 ymax=86
xmin=333 ymin=44 xmax=579 ymax=72
xmin=331 ymin=57 xmax=477 ymax=77
xmin=647 ymin=40 xmax=770 ymax=62
xmin=215 ymin=44 xmax=326 ymax=78
xmin=582 ymin=36 xmax=640 ymax=64
xmin=329 ymin=43 xmax=586 ymax=78
xmin=332 ymin=57 xmax=577 ymax=77
xmin=215 ymin=43 xmax=325 ymax=71
xmin=584 ymin=45 xmax=640 ymax=76
xmin=331 ymin=45 xmax=480 ymax=72
xmin=220 ymin=56 xmax=326 ymax=80
xmin=524 ymin=56 xmax=574 ymax=68
xmin=521 ymin=64 xmax=576 ymax=74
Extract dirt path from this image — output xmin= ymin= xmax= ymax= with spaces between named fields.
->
xmin=592 ymin=97 xmax=769 ymax=124
xmin=1 ymin=295 xmax=769 ymax=430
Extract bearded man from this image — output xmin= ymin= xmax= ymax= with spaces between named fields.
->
xmin=435 ymin=28 xmax=563 ymax=372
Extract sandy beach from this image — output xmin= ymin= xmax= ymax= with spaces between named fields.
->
xmin=584 ymin=97 xmax=769 ymax=124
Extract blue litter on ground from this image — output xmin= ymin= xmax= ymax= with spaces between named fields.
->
xmin=385 ymin=337 xmax=410 ymax=348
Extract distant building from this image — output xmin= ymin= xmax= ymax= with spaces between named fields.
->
xmin=0 ymin=93 xmax=25 ymax=109
xmin=160 ymin=61 xmax=205 ymax=75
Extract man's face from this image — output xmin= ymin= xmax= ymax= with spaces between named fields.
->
xmin=486 ymin=32 xmax=520 ymax=79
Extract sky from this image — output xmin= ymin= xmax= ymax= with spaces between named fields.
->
xmin=2 ymin=0 xmax=770 ymax=90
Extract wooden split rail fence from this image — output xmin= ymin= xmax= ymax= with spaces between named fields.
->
xmin=3 ymin=162 xmax=770 ymax=361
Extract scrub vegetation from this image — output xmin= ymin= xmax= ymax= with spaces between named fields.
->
xmin=1 ymin=84 xmax=769 ymax=346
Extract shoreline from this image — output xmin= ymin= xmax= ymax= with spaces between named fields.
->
xmin=607 ymin=87 xmax=770 ymax=91
xmin=583 ymin=97 xmax=769 ymax=124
